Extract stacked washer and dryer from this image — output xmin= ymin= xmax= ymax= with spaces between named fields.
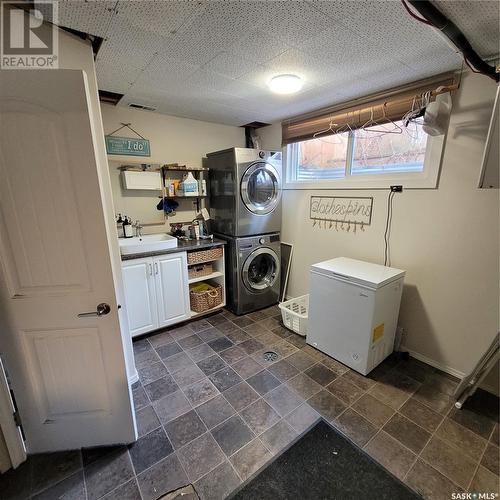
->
xmin=207 ymin=148 xmax=282 ymax=315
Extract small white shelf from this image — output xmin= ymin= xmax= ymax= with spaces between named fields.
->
xmin=188 ymin=271 xmax=224 ymax=284
xmin=190 ymin=303 xmax=225 ymax=318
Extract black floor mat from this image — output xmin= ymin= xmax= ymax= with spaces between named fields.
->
xmin=230 ymin=420 xmax=421 ymax=500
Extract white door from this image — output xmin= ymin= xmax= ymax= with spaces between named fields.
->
xmin=122 ymin=258 xmax=158 ymax=337
xmin=0 ymin=356 xmax=26 ymax=469
xmin=0 ymin=70 xmax=136 ymax=452
xmin=154 ymin=253 xmax=190 ymax=327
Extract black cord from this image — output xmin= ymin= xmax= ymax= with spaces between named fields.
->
xmin=400 ymin=0 xmax=433 ymax=26
xmin=384 ymin=190 xmax=395 ymax=266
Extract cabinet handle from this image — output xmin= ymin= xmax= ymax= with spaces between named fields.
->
xmin=148 ymin=263 xmax=153 ymax=276
xmin=154 ymin=262 xmax=158 ymax=275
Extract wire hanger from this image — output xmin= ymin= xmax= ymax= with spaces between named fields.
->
xmin=366 ymin=102 xmax=403 ymax=135
xmin=313 ymin=116 xmax=337 ymax=138
xmin=360 ymin=105 xmax=382 ymax=131
xmin=334 ymin=110 xmax=355 ymax=135
xmin=313 ymin=116 xmax=344 ymax=144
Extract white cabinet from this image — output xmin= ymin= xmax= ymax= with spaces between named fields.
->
xmin=155 ymin=253 xmax=191 ymax=327
xmin=122 ymin=252 xmax=190 ymax=338
xmin=122 ymin=257 xmax=158 ymax=336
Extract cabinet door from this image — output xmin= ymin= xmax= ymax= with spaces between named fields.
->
xmin=122 ymin=258 xmax=158 ymax=337
xmin=154 ymin=252 xmax=190 ymax=327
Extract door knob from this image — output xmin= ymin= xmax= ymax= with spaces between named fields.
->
xmin=78 ymin=303 xmax=111 ymax=318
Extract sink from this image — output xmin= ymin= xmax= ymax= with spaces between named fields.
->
xmin=119 ymin=233 xmax=178 ymax=255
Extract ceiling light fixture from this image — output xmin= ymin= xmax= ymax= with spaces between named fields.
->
xmin=268 ymin=74 xmax=303 ymax=94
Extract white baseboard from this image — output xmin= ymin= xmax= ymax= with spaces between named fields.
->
xmin=128 ymin=370 xmax=139 ymax=385
xmin=401 ymin=345 xmax=465 ymax=379
xmin=401 ymin=347 xmax=499 ymax=396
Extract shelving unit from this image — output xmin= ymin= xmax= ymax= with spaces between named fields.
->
xmin=188 ymin=270 xmax=224 ymax=284
xmin=187 ymin=246 xmax=226 ymax=318
xmin=190 ymin=303 xmax=225 ymax=318
xmin=161 ymin=165 xmax=208 ymax=213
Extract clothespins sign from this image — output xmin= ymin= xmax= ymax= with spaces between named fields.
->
xmin=310 ymin=196 xmax=373 ymax=234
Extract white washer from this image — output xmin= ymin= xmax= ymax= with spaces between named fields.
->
xmin=307 ymin=257 xmax=405 ymax=375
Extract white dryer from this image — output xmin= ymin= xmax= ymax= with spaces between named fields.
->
xmin=207 ymin=148 xmax=282 ymax=237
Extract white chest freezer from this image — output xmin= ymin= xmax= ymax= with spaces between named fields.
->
xmin=307 ymin=257 xmax=405 ymax=375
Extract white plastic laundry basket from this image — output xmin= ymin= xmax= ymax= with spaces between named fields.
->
xmin=279 ymin=294 xmax=309 ymax=337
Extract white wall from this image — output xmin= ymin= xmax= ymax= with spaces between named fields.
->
xmin=101 ymin=105 xmax=245 ymax=233
xmin=260 ymin=72 xmax=499 ymax=391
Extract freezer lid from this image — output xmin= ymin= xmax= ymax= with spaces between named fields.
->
xmin=311 ymin=257 xmax=405 ymax=288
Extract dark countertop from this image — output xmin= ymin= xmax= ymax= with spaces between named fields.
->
xmin=121 ymin=237 xmax=226 ymax=261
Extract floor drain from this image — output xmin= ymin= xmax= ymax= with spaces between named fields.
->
xmin=263 ymin=351 xmax=278 ymax=362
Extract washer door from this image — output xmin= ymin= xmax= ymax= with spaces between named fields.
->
xmin=242 ymin=247 xmax=279 ymax=292
xmin=241 ymin=162 xmax=281 ymax=215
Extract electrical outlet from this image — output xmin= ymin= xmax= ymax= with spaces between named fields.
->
xmin=390 ymin=185 xmax=403 ymax=192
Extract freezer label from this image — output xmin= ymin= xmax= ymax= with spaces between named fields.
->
xmin=372 ymin=324 xmax=384 ymax=343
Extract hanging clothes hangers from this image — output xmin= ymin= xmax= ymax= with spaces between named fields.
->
xmin=359 ymin=104 xmax=402 ymax=137
xmin=334 ymin=110 xmax=355 ymax=136
xmin=313 ymin=116 xmax=337 ymax=138
xmin=364 ymin=102 xmax=403 ymax=135
xmin=313 ymin=116 xmax=344 ymax=144
xmin=357 ymin=105 xmax=387 ymax=139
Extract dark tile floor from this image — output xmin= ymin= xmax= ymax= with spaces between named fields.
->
xmin=1 ymin=306 xmax=499 ymax=500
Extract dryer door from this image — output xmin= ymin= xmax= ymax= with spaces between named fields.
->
xmin=241 ymin=162 xmax=281 ymax=215
xmin=242 ymin=248 xmax=279 ymax=292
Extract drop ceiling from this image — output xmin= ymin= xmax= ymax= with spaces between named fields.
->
xmin=40 ymin=0 xmax=499 ymax=126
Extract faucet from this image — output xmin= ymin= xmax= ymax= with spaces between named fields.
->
xmin=134 ymin=220 xmax=143 ymax=237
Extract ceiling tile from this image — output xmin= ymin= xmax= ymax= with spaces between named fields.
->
xmin=228 ymin=29 xmax=291 ymax=63
xmin=157 ymin=1 xmax=262 ymax=66
xmin=186 ymin=70 xmax=237 ymax=93
xmin=433 ymin=0 xmax=500 ymax=58
xmin=97 ymin=17 xmax=168 ymax=71
xmin=130 ymin=55 xmax=200 ymax=91
xmin=309 ymin=0 xmax=457 ymax=64
xmin=114 ymin=0 xmax=202 ymax=39
xmin=95 ymin=61 xmax=141 ymax=94
xmin=202 ymin=52 xmax=263 ymax=79
xmin=36 ymin=0 xmax=117 ymax=37
xmin=256 ymin=1 xmax=340 ymax=47
xmin=262 ymin=48 xmax=345 ymax=87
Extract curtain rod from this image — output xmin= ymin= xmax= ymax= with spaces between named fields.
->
xmin=282 ymin=71 xmax=458 ymax=125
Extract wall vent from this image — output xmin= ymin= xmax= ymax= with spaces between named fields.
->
xmin=128 ymin=103 xmax=157 ymax=112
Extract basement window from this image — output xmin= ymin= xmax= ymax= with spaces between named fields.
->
xmin=285 ymin=119 xmax=446 ymax=189
xmin=283 ymin=75 xmax=456 ymax=189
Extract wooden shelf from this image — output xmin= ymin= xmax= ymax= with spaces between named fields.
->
xmin=188 ymin=271 xmax=223 ymax=284
xmin=164 ymin=195 xmax=207 ymax=199
xmin=187 ymin=256 xmax=223 ymax=265
xmin=190 ymin=303 xmax=225 ymax=318
xmin=162 ymin=166 xmax=208 ymax=172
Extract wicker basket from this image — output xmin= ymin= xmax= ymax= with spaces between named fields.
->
xmin=187 ymin=246 xmax=223 ymax=265
xmin=190 ymin=282 xmax=223 ymax=313
xmin=188 ymin=262 xmax=213 ymax=279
